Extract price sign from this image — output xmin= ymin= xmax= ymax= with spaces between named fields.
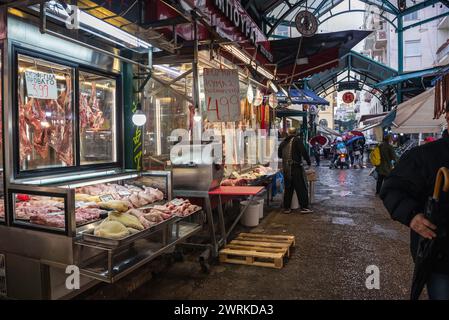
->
xmin=117 ymin=190 xmax=131 ymax=197
xmin=203 ymin=68 xmax=241 ymax=122
xmin=99 ymin=194 xmax=114 ymax=202
xmin=25 ymin=71 xmax=58 ymax=100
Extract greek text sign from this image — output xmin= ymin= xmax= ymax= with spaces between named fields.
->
xmin=204 ymin=68 xmax=241 ymax=122
xmin=25 ymin=71 xmax=58 ymax=100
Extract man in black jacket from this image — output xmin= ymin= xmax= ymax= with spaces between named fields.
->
xmin=278 ymin=128 xmax=312 ymax=214
xmin=381 ymin=134 xmax=449 ymax=299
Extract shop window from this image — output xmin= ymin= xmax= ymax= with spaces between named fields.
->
xmin=79 ymin=71 xmax=117 ymax=165
xmin=17 ymin=54 xmax=75 ymax=171
xmin=0 ymin=48 xmax=4 ymax=222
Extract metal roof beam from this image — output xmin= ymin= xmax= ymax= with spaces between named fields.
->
xmin=399 ymin=0 xmax=442 ymax=16
xmin=401 ymin=11 xmax=449 ymax=32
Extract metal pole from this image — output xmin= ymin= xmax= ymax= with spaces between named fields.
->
xmin=397 ymin=15 xmax=404 ymax=105
xmin=192 ymin=14 xmax=201 ymax=142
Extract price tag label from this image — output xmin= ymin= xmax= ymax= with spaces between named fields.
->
xmin=99 ymin=194 xmax=114 ymax=202
xmin=47 ymin=211 xmax=64 ymax=216
xmin=170 ymin=198 xmax=185 ymax=206
xmin=25 ymin=70 xmax=58 ymax=100
xmin=118 ymin=190 xmax=131 ymax=197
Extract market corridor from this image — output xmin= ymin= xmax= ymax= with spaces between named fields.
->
xmin=84 ymin=164 xmax=413 ymax=300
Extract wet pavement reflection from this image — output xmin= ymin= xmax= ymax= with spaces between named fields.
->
xmin=87 ymin=161 xmax=414 ymax=300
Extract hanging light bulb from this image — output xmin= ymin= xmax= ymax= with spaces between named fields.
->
xmin=247 ymin=84 xmax=254 ymax=103
xmin=132 ymin=103 xmax=147 ymax=126
xmin=193 ymin=108 xmax=202 ymax=122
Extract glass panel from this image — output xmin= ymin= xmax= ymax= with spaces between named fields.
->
xmin=17 ymin=54 xmax=75 ymax=171
xmin=79 ymin=71 xmax=117 ymax=165
xmin=12 ymin=193 xmax=66 ymax=231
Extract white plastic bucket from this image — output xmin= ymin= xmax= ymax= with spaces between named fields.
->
xmin=240 ymin=201 xmax=260 ymax=227
xmin=291 ymin=191 xmax=299 ymax=209
xmin=254 ymin=198 xmax=264 ymax=219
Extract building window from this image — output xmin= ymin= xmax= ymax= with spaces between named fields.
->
xmin=404 ymin=11 xmax=418 ymax=21
xmin=405 ymin=40 xmax=421 ymax=57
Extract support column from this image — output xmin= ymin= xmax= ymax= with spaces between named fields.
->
xmin=192 ymin=14 xmax=202 ymax=143
xmin=397 ymin=16 xmax=404 ymax=105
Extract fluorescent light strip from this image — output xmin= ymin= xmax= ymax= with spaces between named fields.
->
xmin=44 ymin=1 xmax=151 ymax=50
xmin=62 ymin=174 xmax=139 ymax=189
xmin=18 ymin=170 xmax=118 ymax=185
xmin=154 ymin=65 xmax=182 ymax=77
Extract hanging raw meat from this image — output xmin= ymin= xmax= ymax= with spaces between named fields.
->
xmin=18 ymin=95 xmax=33 ymax=162
xmin=54 ymin=76 xmax=73 ymax=165
xmin=79 ymin=81 xmax=105 ymax=132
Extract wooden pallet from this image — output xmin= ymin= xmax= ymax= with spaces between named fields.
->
xmin=219 ymin=233 xmax=295 ymax=269
xmin=237 ymin=233 xmax=295 ymax=246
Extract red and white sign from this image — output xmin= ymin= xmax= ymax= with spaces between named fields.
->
xmin=342 ymin=91 xmax=355 ymax=104
xmin=25 ymin=71 xmax=58 ymax=100
xmin=203 ymin=68 xmax=241 ymax=122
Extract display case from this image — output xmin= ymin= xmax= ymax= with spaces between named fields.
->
xmin=3 ymin=170 xmax=204 ymax=286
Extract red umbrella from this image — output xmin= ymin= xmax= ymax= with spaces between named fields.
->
xmin=309 ymin=135 xmax=329 ymax=146
xmin=350 ymin=130 xmax=364 ymax=137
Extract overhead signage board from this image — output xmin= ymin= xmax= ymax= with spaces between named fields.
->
xmin=203 ymin=68 xmax=241 ymax=122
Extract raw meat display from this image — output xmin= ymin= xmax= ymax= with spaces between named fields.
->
xmin=222 ymin=166 xmax=277 ymax=186
xmin=18 ymin=74 xmax=73 ymax=166
xmin=94 ymin=220 xmax=129 ymax=239
xmin=80 ymin=82 xmax=105 ymax=131
xmin=108 ymin=211 xmax=144 ymax=231
xmin=14 ymin=196 xmax=106 ymax=228
xmin=75 ymin=183 xmax=165 ymax=209
xmin=90 ymin=198 xmax=202 ymax=239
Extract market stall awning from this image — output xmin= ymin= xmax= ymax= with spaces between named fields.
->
xmin=390 ymin=88 xmax=446 ymax=134
xmin=275 ymin=107 xmax=307 ymax=118
xmin=269 ymin=30 xmax=372 ymax=80
xmin=359 ymin=113 xmax=388 ymax=123
xmin=277 ymin=88 xmax=329 ymax=105
xmin=317 ymin=125 xmax=341 ymax=137
xmin=374 ymin=67 xmax=442 ymax=88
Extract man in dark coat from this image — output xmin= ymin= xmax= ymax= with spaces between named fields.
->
xmin=381 ymin=134 xmax=449 ymax=299
xmin=376 ymin=135 xmax=397 ymax=194
xmin=278 ymin=127 xmax=312 ymax=214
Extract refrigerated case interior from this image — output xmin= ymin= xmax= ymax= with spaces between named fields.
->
xmin=79 ymin=71 xmax=117 ymax=164
xmin=17 ymin=54 xmax=75 ymax=171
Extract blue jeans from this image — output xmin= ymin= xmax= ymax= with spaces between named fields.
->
xmin=427 ymin=273 xmax=449 ymax=300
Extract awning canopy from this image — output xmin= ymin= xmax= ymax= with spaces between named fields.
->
xmin=307 ymin=51 xmax=397 ymax=108
xmin=374 ymin=67 xmax=442 ymax=88
xmin=269 ymin=30 xmax=372 ymax=80
xmin=389 ymin=88 xmax=446 ymax=134
xmin=277 ymin=88 xmax=329 ymax=105
xmin=275 ymin=108 xmax=307 ymax=118
xmin=359 ymin=113 xmax=388 ymax=123
xmin=317 ymin=125 xmax=341 ymax=137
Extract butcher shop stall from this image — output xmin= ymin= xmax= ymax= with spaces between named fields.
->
xmin=0 ymin=6 xmax=204 ymax=299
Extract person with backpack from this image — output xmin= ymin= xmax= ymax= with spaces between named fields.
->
xmin=371 ymin=135 xmax=397 ymax=195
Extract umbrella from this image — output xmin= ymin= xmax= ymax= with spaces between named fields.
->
xmin=411 ymin=167 xmax=449 ymax=300
xmin=350 ymin=130 xmax=364 ymax=137
xmin=346 ymin=135 xmax=365 ymax=145
xmin=309 ymin=135 xmax=329 ymax=146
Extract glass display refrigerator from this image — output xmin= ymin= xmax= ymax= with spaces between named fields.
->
xmin=0 ymin=9 xmax=203 ymax=299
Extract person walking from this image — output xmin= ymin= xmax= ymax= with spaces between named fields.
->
xmin=278 ymin=127 xmax=313 ymax=214
xmin=312 ymin=142 xmax=321 ymax=167
xmin=380 ymin=133 xmax=449 ymax=299
xmin=375 ymin=135 xmax=397 ymax=195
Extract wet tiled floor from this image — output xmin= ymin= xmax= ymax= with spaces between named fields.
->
xmin=85 ymin=162 xmax=415 ymax=300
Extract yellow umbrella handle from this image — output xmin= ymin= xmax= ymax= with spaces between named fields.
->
xmin=433 ymin=167 xmax=449 ymax=200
